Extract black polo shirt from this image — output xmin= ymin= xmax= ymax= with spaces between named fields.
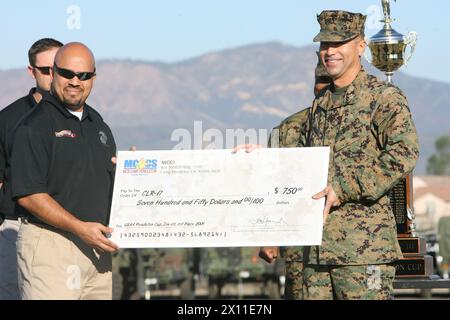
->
xmin=11 ymin=92 xmax=116 ymax=226
xmin=0 ymin=88 xmax=38 ymax=220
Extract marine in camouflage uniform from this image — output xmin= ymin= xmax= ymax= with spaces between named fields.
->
xmin=298 ymin=10 xmax=419 ymax=300
xmin=271 ymin=109 xmax=309 ymax=300
xmin=268 ymin=59 xmax=331 ymax=300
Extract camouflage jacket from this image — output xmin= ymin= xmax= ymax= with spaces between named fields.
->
xmin=269 ymin=108 xmax=310 ymax=149
xmin=269 ymin=108 xmax=310 ymax=262
xmin=300 ymin=68 xmax=419 ymax=265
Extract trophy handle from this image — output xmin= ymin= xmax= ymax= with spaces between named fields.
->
xmin=404 ymin=31 xmax=418 ymax=66
xmin=407 ymin=207 xmax=417 ymax=237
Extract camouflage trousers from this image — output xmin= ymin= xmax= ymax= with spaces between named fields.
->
xmin=284 ymin=261 xmax=304 ymax=300
xmin=303 ymin=264 xmax=396 ymax=300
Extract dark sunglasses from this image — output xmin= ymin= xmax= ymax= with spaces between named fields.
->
xmin=33 ymin=66 xmax=52 ymax=75
xmin=53 ymin=63 xmax=96 ymax=81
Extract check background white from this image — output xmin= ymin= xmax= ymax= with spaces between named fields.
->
xmin=109 ymin=148 xmax=329 ymax=248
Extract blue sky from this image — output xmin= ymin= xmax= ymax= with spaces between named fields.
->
xmin=1 ymin=0 xmax=449 ymax=83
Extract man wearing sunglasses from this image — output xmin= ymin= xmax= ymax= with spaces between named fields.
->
xmin=10 ymin=42 xmax=119 ymax=300
xmin=0 ymin=38 xmax=63 ymax=300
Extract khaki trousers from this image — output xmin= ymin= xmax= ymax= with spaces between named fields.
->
xmin=17 ymin=222 xmax=112 ymax=300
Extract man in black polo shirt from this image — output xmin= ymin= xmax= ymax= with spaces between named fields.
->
xmin=11 ymin=42 xmax=119 ymax=300
xmin=0 ymin=38 xmax=63 ymax=300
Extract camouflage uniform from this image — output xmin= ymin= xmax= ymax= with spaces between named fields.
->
xmin=299 ymin=10 xmax=419 ymax=300
xmin=270 ymin=54 xmax=331 ymax=300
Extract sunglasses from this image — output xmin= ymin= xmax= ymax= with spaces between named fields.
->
xmin=33 ymin=66 xmax=52 ymax=75
xmin=53 ymin=63 xmax=96 ymax=81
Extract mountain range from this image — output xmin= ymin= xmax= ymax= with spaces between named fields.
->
xmin=1 ymin=42 xmax=449 ymax=174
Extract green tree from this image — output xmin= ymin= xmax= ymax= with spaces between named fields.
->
xmin=427 ymin=135 xmax=450 ymax=175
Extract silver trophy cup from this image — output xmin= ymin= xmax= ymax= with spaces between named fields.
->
xmin=366 ymin=0 xmax=417 ymax=83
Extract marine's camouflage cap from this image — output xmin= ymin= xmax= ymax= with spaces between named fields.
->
xmin=313 ymin=10 xmax=366 ymax=43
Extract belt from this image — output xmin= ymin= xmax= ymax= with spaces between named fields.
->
xmin=17 ymin=216 xmax=29 ymax=223
xmin=1 ymin=215 xmax=20 ymax=226
xmin=21 ymin=217 xmax=73 ymax=238
xmin=1 ymin=211 xmax=19 ymax=221
xmin=20 ymin=216 xmax=52 ymax=229
xmin=0 ymin=213 xmax=20 ymax=222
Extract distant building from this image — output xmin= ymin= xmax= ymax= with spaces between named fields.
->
xmin=413 ymin=176 xmax=450 ymax=232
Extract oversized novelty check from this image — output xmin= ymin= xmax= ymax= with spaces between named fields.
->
xmin=109 ymin=147 xmax=329 ymax=248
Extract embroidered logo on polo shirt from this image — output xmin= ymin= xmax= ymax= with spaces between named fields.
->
xmin=54 ymin=130 xmax=76 ymax=138
xmin=99 ymin=131 xmax=108 ymax=145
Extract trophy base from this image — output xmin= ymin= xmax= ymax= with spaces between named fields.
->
xmin=397 ymin=237 xmax=427 ymax=256
xmin=395 ymin=255 xmax=434 ymax=278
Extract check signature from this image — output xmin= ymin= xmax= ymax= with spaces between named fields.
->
xmin=249 ymin=216 xmax=288 ymax=226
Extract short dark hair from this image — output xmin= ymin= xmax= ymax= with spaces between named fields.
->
xmin=28 ymin=38 xmax=63 ymax=67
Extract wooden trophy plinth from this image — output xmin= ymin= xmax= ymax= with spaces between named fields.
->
xmin=391 ymin=175 xmax=433 ymax=278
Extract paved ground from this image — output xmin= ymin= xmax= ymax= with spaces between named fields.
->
xmin=139 ymin=284 xmax=450 ymax=300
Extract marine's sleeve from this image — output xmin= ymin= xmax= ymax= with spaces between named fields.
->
xmin=271 ymin=108 xmax=311 ymax=149
xmin=11 ymin=123 xmax=52 ymax=198
xmin=297 ymin=108 xmax=312 ymax=148
xmin=332 ymin=88 xmax=419 ymax=203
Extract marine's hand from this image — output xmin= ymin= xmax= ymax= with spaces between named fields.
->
xmin=312 ymin=185 xmax=341 ymax=223
xmin=75 ymin=221 xmax=119 ymax=253
xmin=259 ymin=246 xmax=279 ymax=263
xmin=232 ymin=144 xmax=263 ymax=153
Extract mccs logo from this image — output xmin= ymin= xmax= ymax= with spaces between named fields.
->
xmin=123 ymin=158 xmax=157 ymax=173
